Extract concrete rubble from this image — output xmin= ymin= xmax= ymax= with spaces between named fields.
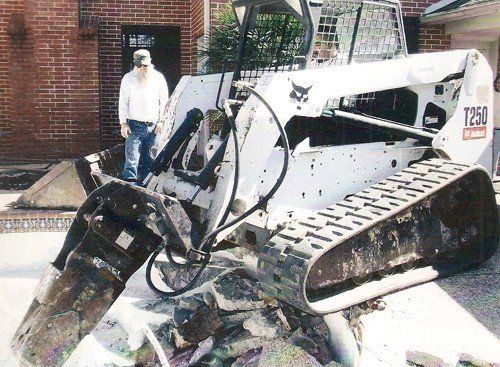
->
xmin=1 ymin=212 xmax=498 ymax=367
xmin=406 ymin=350 xmax=451 ymax=367
xmin=79 ymin=247 xmax=500 ymax=367
xmin=114 ymin=249 xmax=350 ymax=367
xmin=406 ymin=350 xmax=500 ymax=367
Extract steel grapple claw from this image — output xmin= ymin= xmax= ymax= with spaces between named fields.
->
xmin=11 ymin=180 xmax=198 ymax=367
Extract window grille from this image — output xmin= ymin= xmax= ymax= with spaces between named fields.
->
xmin=122 ymin=34 xmax=156 ymax=48
xmin=311 ymin=0 xmax=406 ymax=68
xmin=235 ymin=13 xmax=306 ymax=98
xmin=312 ymin=0 xmax=406 ymax=111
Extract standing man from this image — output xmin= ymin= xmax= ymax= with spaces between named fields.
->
xmin=119 ymin=49 xmax=169 ymax=184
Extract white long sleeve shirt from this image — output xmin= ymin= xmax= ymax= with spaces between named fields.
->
xmin=118 ymin=67 xmax=169 ymax=126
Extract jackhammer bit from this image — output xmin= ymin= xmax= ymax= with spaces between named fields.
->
xmin=11 ymin=180 xmax=198 ymax=367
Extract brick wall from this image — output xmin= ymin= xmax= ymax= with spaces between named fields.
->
xmin=192 ymin=0 xmax=205 ymax=39
xmin=80 ymin=0 xmax=194 ymax=148
xmin=0 ymin=1 xmax=25 ymax=157
xmin=0 ymin=0 xmax=100 ymax=160
xmin=191 ymin=0 xmax=205 ymax=72
xmin=0 ymin=0 xmax=455 ymax=160
xmin=401 ymin=0 xmax=451 ymax=52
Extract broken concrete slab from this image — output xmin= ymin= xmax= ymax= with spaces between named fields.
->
xmin=188 ymin=336 xmax=215 ymax=366
xmin=242 ymin=309 xmax=287 ymax=338
xmin=407 ymin=350 xmax=453 ymax=367
xmin=155 ymin=249 xmax=257 ymax=294
xmin=177 ymin=294 xmax=206 ymax=311
xmin=203 ymin=356 xmax=224 ymax=367
xmin=168 ymin=348 xmax=196 ymax=367
xmin=457 ymin=353 xmax=500 ymax=367
xmin=211 ymin=248 xmax=260 ymax=276
xmin=158 ymin=261 xmax=226 ymax=291
xmin=221 ymin=309 xmax=263 ymax=328
xmin=288 ymin=328 xmax=317 ymax=348
xmin=173 ymin=306 xmax=195 ymax=328
xmin=256 ymin=340 xmax=323 ymax=367
xmin=231 ymin=348 xmax=262 ymax=367
xmin=171 ymin=307 xmax=223 ymax=349
xmin=212 ymin=330 xmax=272 ymax=361
xmin=287 ymin=329 xmax=322 ymax=364
xmin=211 ymin=271 xmax=267 ymax=312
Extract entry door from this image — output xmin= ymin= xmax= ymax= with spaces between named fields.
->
xmin=122 ymin=25 xmax=181 ymax=94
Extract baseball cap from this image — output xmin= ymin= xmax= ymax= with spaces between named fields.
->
xmin=133 ymin=49 xmax=152 ymax=67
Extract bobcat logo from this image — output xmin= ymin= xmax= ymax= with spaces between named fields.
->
xmin=290 ymin=81 xmax=312 ymax=109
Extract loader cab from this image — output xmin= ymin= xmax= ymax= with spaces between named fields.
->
xmin=307 ymin=0 xmax=407 ymax=67
xmin=230 ymin=0 xmax=315 ymax=98
xmin=228 ymin=0 xmax=414 ymax=150
xmin=158 ymin=0 xmax=417 ymax=193
xmin=229 ymin=0 xmax=407 ymax=99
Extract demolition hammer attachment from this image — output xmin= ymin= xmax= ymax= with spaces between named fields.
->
xmin=11 ymin=180 xmax=198 ymax=367
xmin=258 ymin=159 xmax=499 ymax=314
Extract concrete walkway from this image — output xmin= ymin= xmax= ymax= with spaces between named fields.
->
xmin=0 ymin=166 xmax=498 ymax=367
xmin=1 ymin=231 xmax=498 ymax=367
xmin=359 ymin=251 xmax=500 ymax=367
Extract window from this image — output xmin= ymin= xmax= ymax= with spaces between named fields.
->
xmin=403 ymin=17 xmax=419 ymax=54
xmin=122 ymin=34 xmax=156 ymax=48
xmin=197 ymin=35 xmax=207 ymax=74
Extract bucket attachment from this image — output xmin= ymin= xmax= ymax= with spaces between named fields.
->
xmin=16 ymin=145 xmax=124 ymax=210
xmin=11 ymin=180 xmax=198 ymax=367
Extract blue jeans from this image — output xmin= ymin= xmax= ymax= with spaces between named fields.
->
xmin=122 ymin=120 xmax=158 ymax=183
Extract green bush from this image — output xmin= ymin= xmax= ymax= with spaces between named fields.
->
xmin=198 ymin=4 xmax=306 ymax=75
xmin=198 ymin=4 xmax=240 ymax=75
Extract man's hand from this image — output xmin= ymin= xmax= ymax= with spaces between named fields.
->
xmin=154 ymin=124 xmax=163 ymax=135
xmin=121 ymin=124 xmax=131 ymax=139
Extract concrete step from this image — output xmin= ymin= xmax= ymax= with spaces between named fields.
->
xmin=0 ymin=208 xmax=75 ymax=234
xmin=0 ymin=193 xmax=75 ymax=234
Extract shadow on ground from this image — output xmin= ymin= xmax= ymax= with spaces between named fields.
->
xmin=436 ymin=248 xmax=500 ymax=339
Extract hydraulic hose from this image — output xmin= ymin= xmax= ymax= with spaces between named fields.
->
xmin=146 ymin=99 xmax=242 ymax=295
xmin=197 ymin=84 xmax=290 ymax=253
xmin=146 ymin=84 xmax=290 ymax=297
xmin=149 ymin=100 xmax=241 ymax=269
xmin=145 ymin=244 xmax=209 ymax=297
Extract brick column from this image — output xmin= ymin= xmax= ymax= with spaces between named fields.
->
xmin=1 ymin=0 xmax=100 ymax=160
xmin=401 ymin=0 xmax=451 ymax=53
xmin=0 ymin=0 xmax=25 ymax=157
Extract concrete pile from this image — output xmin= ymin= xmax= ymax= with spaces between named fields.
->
xmin=123 ymin=248 xmax=347 ymax=367
xmin=406 ymin=351 xmax=500 ymax=367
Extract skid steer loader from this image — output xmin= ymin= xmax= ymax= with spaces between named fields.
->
xmin=12 ymin=0 xmax=499 ymax=366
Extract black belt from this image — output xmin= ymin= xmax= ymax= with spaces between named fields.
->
xmin=128 ymin=119 xmax=155 ymax=127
